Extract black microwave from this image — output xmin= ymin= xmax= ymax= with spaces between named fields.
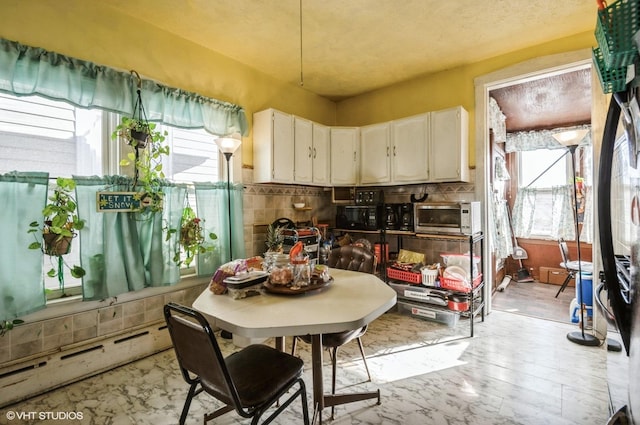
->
xmin=336 ymin=205 xmax=382 ymax=230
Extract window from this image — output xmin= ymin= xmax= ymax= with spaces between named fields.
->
xmin=517 ymin=146 xmax=592 ymax=239
xmin=518 ymin=149 xmax=571 ymax=238
xmin=0 ymin=93 xmax=222 ymax=298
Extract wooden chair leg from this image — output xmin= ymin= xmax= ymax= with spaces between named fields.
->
xmin=356 ymin=337 xmax=372 ymax=382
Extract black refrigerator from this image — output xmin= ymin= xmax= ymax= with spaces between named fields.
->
xmin=598 ymin=92 xmax=640 ymax=424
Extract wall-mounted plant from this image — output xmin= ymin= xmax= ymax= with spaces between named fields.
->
xmin=110 ymin=71 xmax=169 ymax=213
xmin=28 ymin=177 xmax=85 ymax=293
xmin=166 ymin=206 xmax=217 ymax=267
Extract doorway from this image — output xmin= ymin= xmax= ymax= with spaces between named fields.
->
xmin=474 ymin=49 xmax=608 ymax=331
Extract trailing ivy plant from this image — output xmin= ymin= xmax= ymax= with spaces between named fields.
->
xmin=166 ymin=206 xmax=217 ymax=267
xmin=112 ymin=117 xmax=169 ymax=213
xmin=0 ymin=319 xmax=24 ymax=337
xmin=28 ymin=177 xmax=86 ymax=294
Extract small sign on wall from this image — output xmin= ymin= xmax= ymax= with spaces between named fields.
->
xmin=96 ymin=191 xmax=154 ymax=212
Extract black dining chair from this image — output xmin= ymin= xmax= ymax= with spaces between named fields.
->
xmin=291 ymin=244 xmax=376 ymax=420
xmin=164 ymin=302 xmax=310 ymax=425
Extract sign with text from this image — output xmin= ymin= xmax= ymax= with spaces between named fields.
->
xmin=96 ymin=191 xmax=151 ymax=212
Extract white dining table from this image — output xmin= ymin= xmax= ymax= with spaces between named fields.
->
xmin=192 ymin=268 xmax=397 ymax=424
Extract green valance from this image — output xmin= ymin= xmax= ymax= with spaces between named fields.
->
xmin=0 ymin=38 xmax=248 ymax=136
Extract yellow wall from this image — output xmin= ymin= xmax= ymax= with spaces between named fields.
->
xmin=0 ymin=0 xmax=336 ymax=166
xmin=336 ymin=31 xmax=596 ymax=168
xmin=1 ymin=0 xmax=595 ymax=170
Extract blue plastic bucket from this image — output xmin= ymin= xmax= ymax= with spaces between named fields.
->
xmin=576 ymin=272 xmax=593 ymax=317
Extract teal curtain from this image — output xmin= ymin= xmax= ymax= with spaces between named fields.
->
xmin=0 ymin=38 xmax=248 ymax=136
xmin=0 ymin=172 xmax=48 ymax=318
xmin=74 ymin=176 xmax=185 ymax=301
xmin=195 ymin=182 xmax=245 ymax=274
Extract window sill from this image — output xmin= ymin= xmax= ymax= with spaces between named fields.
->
xmin=23 ymin=275 xmax=210 ymax=324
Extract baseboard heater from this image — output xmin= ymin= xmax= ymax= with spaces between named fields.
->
xmin=0 ymin=321 xmax=172 ymax=408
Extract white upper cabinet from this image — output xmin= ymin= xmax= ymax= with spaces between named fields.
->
xmin=253 ymin=109 xmax=294 ymax=183
xmin=429 ymin=106 xmax=469 ymax=182
xmin=293 ymin=116 xmax=313 ymax=184
xmin=391 ymin=113 xmax=430 ymax=183
xmin=330 ymin=127 xmax=359 ymax=186
xmin=360 ymin=122 xmax=391 ymax=185
xmin=312 ymin=123 xmax=330 ymax=185
xmin=253 ymin=105 xmax=468 ymax=186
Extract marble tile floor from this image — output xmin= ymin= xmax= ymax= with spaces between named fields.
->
xmin=3 ymin=309 xmax=614 ymax=425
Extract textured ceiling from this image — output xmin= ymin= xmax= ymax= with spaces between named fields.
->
xmin=100 ymin=0 xmax=596 ymax=101
xmin=491 ymin=68 xmax=592 ymax=132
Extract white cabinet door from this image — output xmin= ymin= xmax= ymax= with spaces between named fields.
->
xmin=330 ymin=127 xmax=359 ymax=186
xmin=430 ymin=106 xmax=469 ymax=182
xmin=294 ymin=116 xmax=313 ymax=184
xmin=360 ymin=122 xmax=391 ymax=185
xmin=391 ymin=113 xmax=430 ymax=183
xmin=253 ymin=109 xmax=294 ymax=183
xmin=312 ymin=123 xmax=330 ymax=185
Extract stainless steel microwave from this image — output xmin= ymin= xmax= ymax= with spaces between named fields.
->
xmin=414 ymin=201 xmax=481 ymax=235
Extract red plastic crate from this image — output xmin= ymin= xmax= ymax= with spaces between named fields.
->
xmin=440 ymin=274 xmax=482 ymax=293
xmin=387 ymin=267 xmax=422 ymax=284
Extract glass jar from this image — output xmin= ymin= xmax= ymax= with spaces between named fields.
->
xmin=291 ymin=259 xmax=311 ymax=288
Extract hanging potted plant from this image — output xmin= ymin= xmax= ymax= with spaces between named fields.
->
xmin=113 ymin=116 xmax=152 ymax=149
xmin=166 ymin=206 xmax=217 ymax=267
xmin=28 ymin=177 xmax=86 ymax=293
xmin=110 ymin=71 xmax=169 ymax=213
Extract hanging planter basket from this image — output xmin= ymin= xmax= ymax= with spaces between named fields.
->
xmin=129 ymin=129 xmax=150 ymax=149
xmin=108 ymin=70 xmax=169 ymax=214
xmin=43 ymin=233 xmax=73 ymax=256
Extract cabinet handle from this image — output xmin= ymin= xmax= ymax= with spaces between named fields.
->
xmin=308 ymin=146 xmax=312 ymax=158
xmin=386 ymin=146 xmax=389 ymax=157
xmin=393 ymin=146 xmax=396 ymax=156
xmin=353 ymin=151 xmax=356 ymax=162
xmin=313 ymin=147 xmax=316 ymax=159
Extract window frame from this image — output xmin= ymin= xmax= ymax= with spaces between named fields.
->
xmin=0 ymin=93 xmax=224 ymax=301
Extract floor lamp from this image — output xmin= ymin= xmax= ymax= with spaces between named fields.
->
xmin=553 ymin=130 xmax=599 ymax=347
xmin=215 ymin=136 xmax=241 ymax=340
xmin=215 ymin=136 xmax=241 ymax=262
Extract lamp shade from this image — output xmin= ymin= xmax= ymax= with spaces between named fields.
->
xmin=552 ymin=129 xmax=589 ymax=147
xmin=215 ymin=136 xmax=241 ymax=155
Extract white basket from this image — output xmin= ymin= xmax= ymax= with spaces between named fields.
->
xmin=421 ymin=268 xmax=439 ymax=285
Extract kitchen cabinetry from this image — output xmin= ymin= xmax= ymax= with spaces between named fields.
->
xmin=429 ymin=106 xmax=469 ymax=182
xmin=360 ymin=122 xmax=391 ymax=185
xmin=312 ymin=123 xmax=330 ymax=185
xmin=330 ymin=127 xmax=359 ymax=186
xmin=360 ymin=114 xmax=430 ymax=186
xmin=253 ymin=109 xmax=294 ymax=183
xmin=293 ymin=116 xmax=313 ymax=184
xmin=391 ymin=113 xmax=430 ymax=183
